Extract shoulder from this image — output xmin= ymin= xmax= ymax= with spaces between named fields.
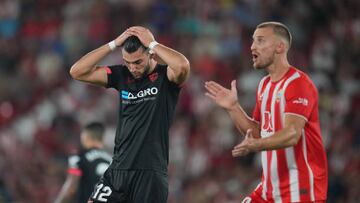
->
xmin=105 ymin=64 xmax=127 ymax=74
xmin=155 ymin=64 xmax=168 ymax=74
xmin=287 ymin=68 xmax=316 ymax=87
xmin=257 ymin=75 xmax=271 ymax=94
xmin=284 ymin=67 xmax=318 ymax=97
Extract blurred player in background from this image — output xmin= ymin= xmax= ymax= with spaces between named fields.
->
xmin=54 ymin=122 xmax=111 ymax=203
xmin=69 ymin=26 xmax=190 ymax=203
xmin=205 ymin=22 xmax=328 ymax=203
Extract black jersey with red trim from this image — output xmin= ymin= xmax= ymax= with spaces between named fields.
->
xmin=105 ymin=64 xmax=180 ymax=173
xmin=68 ymin=148 xmax=112 ymax=203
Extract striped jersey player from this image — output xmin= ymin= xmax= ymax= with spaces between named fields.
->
xmin=205 ymin=22 xmax=328 ymax=203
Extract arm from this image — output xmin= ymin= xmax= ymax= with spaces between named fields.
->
xmin=54 ymin=174 xmax=80 ymax=203
xmin=227 ymin=103 xmax=261 ymax=137
xmin=127 ymin=26 xmax=190 ymax=85
xmin=205 ymin=80 xmax=260 ymax=137
xmin=258 ymin=114 xmax=305 ymax=150
xmin=69 ymin=30 xmax=131 ymax=86
xmin=232 ymin=114 xmax=306 ymax=157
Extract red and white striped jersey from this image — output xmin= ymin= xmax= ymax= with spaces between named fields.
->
xmin=251 ymin=67 xmax=328 ymax=202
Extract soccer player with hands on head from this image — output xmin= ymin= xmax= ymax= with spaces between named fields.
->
xmin=70 ymin=26 xmax=190 ymax=203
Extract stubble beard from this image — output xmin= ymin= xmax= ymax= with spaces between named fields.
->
xmin=253 ymin=54 xmax=275 ymax=70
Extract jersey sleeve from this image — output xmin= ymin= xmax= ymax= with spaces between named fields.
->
xmin=284 ymin=77 xmax=316 ymax=121
xmin=252 ymin=96 xmax=261 ymax=122
xmin=100 ymin=65 xmax=123 ymax=90
xmin=67 ymin=155 xmax=83 ymax=176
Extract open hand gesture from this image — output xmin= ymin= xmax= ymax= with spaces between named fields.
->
xmin=232 ymin=129 xmax=260 ymax=157
xmin=205 ymin=80 xmax=239 ymax=110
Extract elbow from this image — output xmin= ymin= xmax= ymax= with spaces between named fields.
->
xmin=288 ymin=136 xmax=300 ymax=147
xmin=69 ymin=65 xmax=81 ymax=80
xmin=288 ymin=128 xmax=301 ymax=147
xmin=179 ymin=59 xmax=190 ymax=75
xmin=68 ymin=187 xmax=77 ymax=197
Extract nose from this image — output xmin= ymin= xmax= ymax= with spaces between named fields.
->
xmin=251 ymin=42 xmax=256 ymax=51
xmin=128 ymin=63 xmax=137 ymax=71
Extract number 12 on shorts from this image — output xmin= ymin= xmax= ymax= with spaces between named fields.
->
xmin=93 ymin=183 xmax=112 ymax=202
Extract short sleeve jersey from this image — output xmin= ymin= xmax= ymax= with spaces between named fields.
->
xmin=67 ymin=148 xmax=112 ymax=203
xmin=251 ymin=67 xmax=328 ymax=202
xmin=104 ymin=64 xmax=180 ymax=173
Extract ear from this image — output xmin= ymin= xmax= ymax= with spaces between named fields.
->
xmin=276 ymin=41 xmax=287 ymax=54
xmin=149 ymin=52 xmax=155 ymax=59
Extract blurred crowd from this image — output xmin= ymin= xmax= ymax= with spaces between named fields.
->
xmin=0 ymin=0 xmax=359 ymax=202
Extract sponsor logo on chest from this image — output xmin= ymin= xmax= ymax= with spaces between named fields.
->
xmin=121 ymin=87 xmax=159 ymax=104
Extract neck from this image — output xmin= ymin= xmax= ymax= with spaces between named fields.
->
xmin=266 ymin=55 xmax=291 ymax=82
xmin=149 ymin=59 xmax=157 ymax=72
xmin=84 ymin=141 xmax=103 ymax=149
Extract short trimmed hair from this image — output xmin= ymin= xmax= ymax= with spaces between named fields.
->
xmin=257 ymin=22 xmax=292 ymax=49
xmin=121 ymin=35 xmax=147 ymax=53
xmin=83 ymin=122 xmax=105 ymax=141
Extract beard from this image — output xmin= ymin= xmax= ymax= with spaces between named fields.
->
xmin=132 ymin=64 xmax=151 ymax=79
xmin=253 ymin=54 xmax=275 ymax=70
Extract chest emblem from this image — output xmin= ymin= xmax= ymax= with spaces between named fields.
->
xmin=149 ymin=72 xmax=158 ymax=82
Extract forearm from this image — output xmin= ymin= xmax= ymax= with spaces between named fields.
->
xmin=227 ymin=104 xmax=260 ymax=137
xmin=54 ymin=176 xmax=78 ymax=203
xmin=70 ymin=44 xmax=112 ymax=79
xmin=54 ymin=194 xmax=72 ymax=203
xmin=258 ymin=126 xmax=299 ymax=150
xmin=54 ymin=188 xmax=74 ymax=203
xmin=152 ymin=44 xmax=190 ymax=75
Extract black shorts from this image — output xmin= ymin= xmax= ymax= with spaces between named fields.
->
xmin=88 ymin=169 xmax=168 ymax=203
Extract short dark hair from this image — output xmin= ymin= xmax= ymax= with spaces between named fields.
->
xmin=83 ymin=122 xmax=105 ymax=141
xmin=257 ymin=21 xmax=292 ymax=49
xmin=121 ymin=35 xmax=147 ymax=53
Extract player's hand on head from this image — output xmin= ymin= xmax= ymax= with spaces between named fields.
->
xmin=127 ymin=26 xmax=155 ymax=48
xmin=205 ymin=80 xmax=238 ymax=110
xmin=115 ymin=28 xmax=132 ymax=46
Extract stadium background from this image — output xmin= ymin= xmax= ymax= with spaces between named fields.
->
xmin=0 ymin=0 xmax=359 ymax=202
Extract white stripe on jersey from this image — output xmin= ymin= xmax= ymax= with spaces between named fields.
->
xmin=270 ymin=80 xmax=284 ymax=203
xmin=281 ymin=72 xmax=300 ymax=93
xmin=285 ymin=147 xmax=300 ymax=202
xmin=271 ymin=150 xmax=282 ymax=203
xmin=261 ymin=151 xmax=268 ymax=200
xmin=302 ymin=129 xmax=315 ymax=201
xmin=260 ymin=82 xmax=272 ymax=137
xmin=260 ymin=81 xmax=272 ymax=200
xmin=258 ymin=75 xmax=270 ymax=96
xmin=281 ymin=72 xmax=302 ymax=202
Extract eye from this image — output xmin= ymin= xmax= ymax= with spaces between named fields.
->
xmin=134 ymin=60 xmax=142 ymax=65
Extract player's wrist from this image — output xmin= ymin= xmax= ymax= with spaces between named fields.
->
xmin=226 ymin=102 xmax=239 ymax=112
xmin=108 ymin=40 xmax=117 ymax=51
xmin=148 ymin=41 xmax=159 ymax=50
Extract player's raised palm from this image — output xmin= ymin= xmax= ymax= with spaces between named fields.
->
xmin=205 ymin=80 xmax=238 ymax=110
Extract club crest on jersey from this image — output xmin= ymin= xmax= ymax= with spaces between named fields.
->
xmin=259 ymin=93 xmax=264 ymax=102
xmin=149 ymin=72 xmax=158 ymax=82
xmin=262 ymin=111 xmax=273 ymax=132
xmin=275 ymin=90 xmax=283 ymax=103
